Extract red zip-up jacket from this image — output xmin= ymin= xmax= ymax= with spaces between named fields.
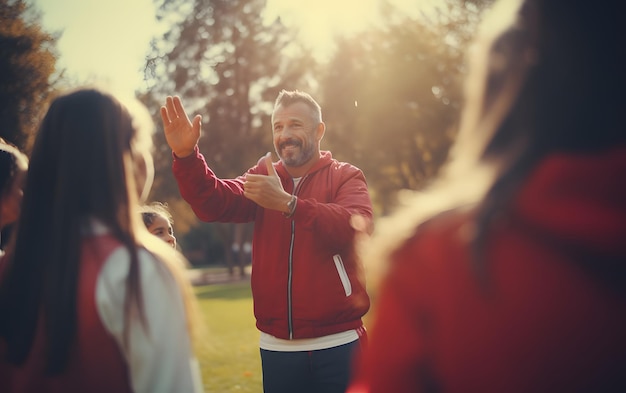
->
xmin=348 ymin=147 xmax=626 ymax=392
xmin=173 ymin=148 xmax=373 ymax=339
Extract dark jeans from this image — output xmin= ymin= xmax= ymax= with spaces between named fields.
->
xmin=260 ymin=339 xmax=363 ymax=393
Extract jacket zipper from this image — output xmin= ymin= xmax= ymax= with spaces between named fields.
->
xmin=287 ymin=216 xmax=295 ymax=339
xmin=287 ymin=174 xmax=307 ymax=339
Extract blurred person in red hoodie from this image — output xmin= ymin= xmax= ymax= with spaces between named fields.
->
xmin=348 ymin=0 xmax=626 ymax=392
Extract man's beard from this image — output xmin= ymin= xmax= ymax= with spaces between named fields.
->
xmin=278 ymin=138 xmax=316 ymax=167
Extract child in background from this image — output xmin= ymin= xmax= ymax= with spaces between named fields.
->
xmin=0 ymin=88 xmax=204 ymax=393
xmin=141 ymin=202 xmax=177 ymax=248
xmin=0 ymin=140 xmax=28 ymax=255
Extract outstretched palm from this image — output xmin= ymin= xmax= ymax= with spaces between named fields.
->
xmin=160 ymin=96 xmax=202 ymax=158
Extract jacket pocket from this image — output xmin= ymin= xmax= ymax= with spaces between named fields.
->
xmin=333 ymin=254 xmax=352 ymax=296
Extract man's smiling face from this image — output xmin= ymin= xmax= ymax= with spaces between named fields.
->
xmin=272 ymin=102 xmax=321 ymax=168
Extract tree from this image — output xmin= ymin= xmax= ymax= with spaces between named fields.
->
xmin=143 ymin=0 xmax=316 ymax=272
xmin=320 ymin=0 xmax=490 ymax=214
xmin=0 ymin=0 xmax=59 ymax=151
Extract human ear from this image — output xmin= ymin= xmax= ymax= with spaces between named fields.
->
xmin=316 ymin=122 xmax=326 ymax=141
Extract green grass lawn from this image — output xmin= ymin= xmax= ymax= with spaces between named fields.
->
xmin=193 ymin=282 xmax=262 ymax=393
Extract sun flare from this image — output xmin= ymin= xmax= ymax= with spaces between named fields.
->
xmin=265 ymin=0 xmax=422 ymax=60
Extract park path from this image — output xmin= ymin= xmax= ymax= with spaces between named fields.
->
xmin=187 ymin=266 xmax=251 ymax=286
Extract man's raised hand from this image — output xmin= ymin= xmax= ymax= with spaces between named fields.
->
xmin=160 ymin=96 xmax=202 ymax=158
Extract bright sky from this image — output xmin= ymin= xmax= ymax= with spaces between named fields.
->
xmin=32 ymin=0 xmax=422 ymax=97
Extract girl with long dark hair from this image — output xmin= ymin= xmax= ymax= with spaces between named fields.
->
xmin=0 ymin=88 xmax=204 ymax=392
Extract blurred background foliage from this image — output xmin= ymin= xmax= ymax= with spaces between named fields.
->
xmin=1 ymin=0 xmax=494 ymax=270
xmin=0 ymin=0 xmax=59 ymax=152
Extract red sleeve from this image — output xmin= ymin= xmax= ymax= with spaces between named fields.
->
xmin=297 ymin=165 xmax=373 ymax=252
xmin=349 ymin=240 xmax=434 ymax=393
xmin=172 ymin=146 xmax=257 ymax=223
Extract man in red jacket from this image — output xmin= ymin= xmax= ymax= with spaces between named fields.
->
xmin=160 ymin=90 xmax=373 ymax=393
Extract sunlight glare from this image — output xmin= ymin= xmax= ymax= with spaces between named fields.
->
xmin=34 ymin=0 xmax=164 ymax=96
xmin=265 ymin=0 xmax=422 ymax=60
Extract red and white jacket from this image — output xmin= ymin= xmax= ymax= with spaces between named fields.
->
xmin=1 ymin=224 xmax=202 ymax=393
xmin=174 ymin=148 xmax=373 ymax=339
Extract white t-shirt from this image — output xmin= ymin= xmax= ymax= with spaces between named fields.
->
xmin=259 ymin=330 xmax=359 ymax=352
